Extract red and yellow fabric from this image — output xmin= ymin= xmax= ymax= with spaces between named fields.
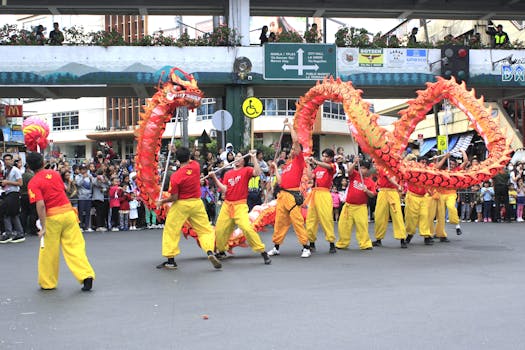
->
xmin=336 ymin=203 xmax=373 ymax=249
xmin=374 ymin=188 xmax=406 ymax=240
xmin=272 ymin=188 xmax=308 ymax=246
xmin=162 ymin=198 xmax=215 ymax=257
xmin=306 ymin=187 xmax=335 ymax=243
xmin=404 ymin=190 xmax=431 ymax=237
xmin=441 ymin=191 xmax=460 ymax=225
xmin=215 ymin=200 xmax=265 ymax=253
xmin=345 ymin=170 xmax=376 ymax=205
xmin=28 ymin=170 xmax=70 ymax=208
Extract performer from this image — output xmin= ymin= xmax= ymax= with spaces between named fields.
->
xmin=403 ymin=155 xmax=433 ymax=245
xmin=26 ymin=152 xmax=95 ymax=291
xmin=306 ymin=148 xmax=337 ymax=253
xmin=373 ymin=169 xmax=407 ymax=248
xmin=209 ymin=150 xmax=271 ymax=264
xmin=335 ymin=157 xmax=376 ymax=250
xmin=439 ymin=151 xmax=468 ymax=236
xmin=267 ymin=118 xmax=311 ymax=258
xmin=156 ymin=147 xmax=222 ymax=270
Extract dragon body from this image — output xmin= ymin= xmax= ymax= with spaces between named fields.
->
xmin=134 ymin=68 xmax=203 ymax=211
xmin=295 ymin=76 xmax=511 ymax=190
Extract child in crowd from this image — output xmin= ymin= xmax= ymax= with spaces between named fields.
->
xmin=129 ymin=192 xmax=139 ymax=230
xmin=508 ymin=184 xmax=517 ymax=221
xmin=516 ymin=178 xmax=525 ymax=222
xmin=200 ymin=179 xmax=216 ymax=224
xmin=331 ymin=185 xmax=340 ymax=222
xmin=144 ymin=201 xmax=158 ymax=229
xmin=458 ymin=187 xmax=473 ymax=222
xmin=119 ymin=187 xmax=131 ymax=231
xmin=480 ymin=180 xmax=495 ymax=222
xmin=109 ymin=177 xmax=122 ymax=231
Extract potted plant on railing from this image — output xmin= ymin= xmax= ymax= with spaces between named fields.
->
xmin=275 ymin=31 xmax=304 ymax=43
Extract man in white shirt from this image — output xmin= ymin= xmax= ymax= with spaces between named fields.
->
xmin=0 ymin=154 xmax=25 ymax=243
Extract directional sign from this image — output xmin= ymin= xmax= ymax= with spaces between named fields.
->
xmin=264 ymin=43 xmax=336 ymax=80
xmin=242 ymin=97 xmax=263 ymax=119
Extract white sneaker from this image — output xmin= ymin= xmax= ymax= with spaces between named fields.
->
xmin=111 ymin=227 xmax=119 ymax=232
xmin=267 ymin=247 xmax=280 ymax=256
xmin=301 ymin=248 xmax=311 ymax=258
xmin=86 ymin=228 xmax=94 ymax=232
xmin=517 ymin=218 xmax=524 ymax=222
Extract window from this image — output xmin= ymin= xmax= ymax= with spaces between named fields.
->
xmin=52 ymin=111 xmax=79 ymax=131
xmin=195 ymin=98 xmax=222 ymax=121
xmin=262 ymin=98 xmax=298 ymax=117
xmin=322 ymin=101 xmax=346 ymax=120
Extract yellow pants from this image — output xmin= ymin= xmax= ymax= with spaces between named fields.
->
xmin=39 ymin=210 xmax=95 ymax=289
xmin=162 ymin=198 xmax=216 ymax=257
xmin=427 ymin=195 xmax=447 ymax=238
xmin=306 ymin=189 xmax=335 ymax=243
xmin=215 ymin=201 xmax=265 ymax=253
xmin=442 ymin=192 xmax=459 ymax=225
xmin=272 ymin=190 xmax=308 ymax=246
xmin=374 ymin=189 xmax=406 ymax=240
xmin=336 ymin=203 xmax=373 ymax=249
xmin=404 ymin=192 xmax=431 ymax=237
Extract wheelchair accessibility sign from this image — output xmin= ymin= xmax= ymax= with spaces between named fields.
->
xmin=242 ymin=97 xmax=263 ymax=119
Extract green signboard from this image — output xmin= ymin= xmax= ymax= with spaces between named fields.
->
xmin=264 ymin=43 xmax=336 ymax=80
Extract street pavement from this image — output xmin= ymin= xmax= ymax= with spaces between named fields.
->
xmin=1 ymin=222 xmax=525 ymax=350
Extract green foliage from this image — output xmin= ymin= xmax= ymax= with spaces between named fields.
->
xmin=90 ymin=29 xmax=126 ymax=47
xmin=276 ymin=31 xmax=304 ymax=43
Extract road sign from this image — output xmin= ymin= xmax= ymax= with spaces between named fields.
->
xmin=437 ymin=135 xmax=448 ymax=151
xmin=242 ymin=97 xmax=263 ymax=119
xmin=264 ymin=43 xmax=336 ymax=80
xmin=212 ymin=110 xmax=233 ymax=131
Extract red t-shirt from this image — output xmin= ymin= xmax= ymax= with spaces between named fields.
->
xmin=28 ymin=169 xmax=70 ymax=209
xmin=345 ymin=169 xmax=376 ymax=205
xmin=407 ymin=183 xmax=427 ymax=196
xmin=376 ymin=170 xmax=397 ymax=189
xmin=313 ymin=163 xmax=336 ymax=189
xmin=169 ymin=160 xmax=201 ymax=199
xmin=221 ymin=166 xmax=253 ymax=201
xmin=280 ymin=153 xmax=305 ymax=189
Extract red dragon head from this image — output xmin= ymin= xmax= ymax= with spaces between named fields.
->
xmin=161 ymin=67 xmax=204 ymax=110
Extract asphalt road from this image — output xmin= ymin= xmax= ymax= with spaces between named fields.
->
xmin=1 ymin=222 xmax=525 ymax=350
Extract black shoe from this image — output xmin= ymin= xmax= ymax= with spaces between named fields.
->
xmin=456 ymin=228 xmax=462 ymax=235
xmin=405 ymin=234 xmax=414 ymax=244
xmin=0 ymin=233 xmax=12 ymax=244
xmin=439 ymin=237 xmax=451 ymax=243
xmin=424 ymin=237 xmax=434 ymax=245
xmin=309 ymin=242 xmax=316 ymax=252
xmin=81 ymin=277 xmax=93 ymax=291
xmin=215 ymin=251 xmax=228 ymax=260
xmin=400 ymin=239 xmax=407 ymax=249
xmin=156 ymin=258 xmax=177 ymax=269
xmin=10 ymin=233 xmax=26 ymax=243
xmin=362 ymin=247 xmax=373 ymax=250
xmin=329 ymin=243 xmax=336 ymax=254
xmin=261 ymin=252 xmax=271 ymax=265
xmin=207 ymin=252 xmax=222 ymax=269
xmin=372 ymin=240 xmax=382 ymax=247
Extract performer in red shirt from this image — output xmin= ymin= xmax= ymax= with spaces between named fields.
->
xmin=306 ymin=148 xmax=337 ymax=253
xmin=335 ymin=157 xmax=376 ymax=250
xmin=26 ymin=152 xmax=95 ymax=291
xmin=403 ymin=155 xmax=433 ymax=246
xmin=373 ymin=168 xmax=407 ymax=248
xmin=156 ymin=147 xmax=221 ymax=270
xmin=209 ymin=150 xmax=271 ymax=264
xmin=267 ymin=118 xmax=311 ymax=258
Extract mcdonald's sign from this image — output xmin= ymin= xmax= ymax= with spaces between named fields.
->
xmin=4 ymin=105 xmax=23 ymax=118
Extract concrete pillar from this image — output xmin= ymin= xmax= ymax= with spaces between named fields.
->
xmin=228 ymin=0 xmax=250 ymax=46
xmin=225 ymin=85 xmax=246 ymax=149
